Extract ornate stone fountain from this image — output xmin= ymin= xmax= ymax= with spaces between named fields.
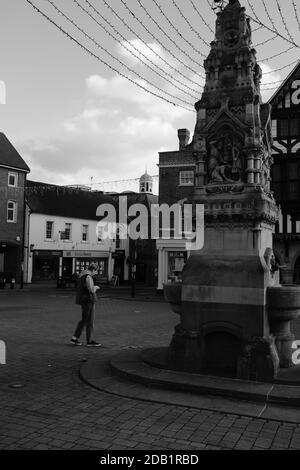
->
xmin=164 ymin=0 xmax=300 ymax=382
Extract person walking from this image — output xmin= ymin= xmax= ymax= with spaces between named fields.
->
xmin=70 ymin=263 xmax=102 ymax=347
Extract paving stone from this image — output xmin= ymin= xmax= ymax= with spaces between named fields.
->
xmin=1 ymin=290 xmax=300 ymax=450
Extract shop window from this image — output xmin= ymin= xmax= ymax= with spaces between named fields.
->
xmin=7 ymin=200 xmax=17 ymax=223
xmin=179 ymin=171 xmax=194 ymax=186
xmin=8 ymin=172 xmax=18 ymax=187
xmin=116 ymin=227 xmax=121 ymax=249
xmin=168 ymin=251 xmax=187 ymax=282
xmin=46 ymin=221 xmax=54 ymax=240
xmin=82 ymin=225 xmax=89 ymax=242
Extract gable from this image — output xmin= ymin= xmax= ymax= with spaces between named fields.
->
xmin=269 ymin=61 xmax=300 ymax=111
xmin=0 ymin=133 xmax=30 ymax=172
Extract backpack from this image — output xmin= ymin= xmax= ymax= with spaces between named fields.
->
xmin=75 ymin=274 xmax=95 ymax=305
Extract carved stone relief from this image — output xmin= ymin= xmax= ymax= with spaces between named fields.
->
xmin=206 ymin=134 xmax=245 ymax=184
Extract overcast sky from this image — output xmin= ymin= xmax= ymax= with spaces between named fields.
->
xmin=0 ymin=0 xmax=299 ymax=193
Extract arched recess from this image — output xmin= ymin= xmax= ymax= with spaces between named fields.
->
xmin=201 ymin=322 xmax=244 ymax=377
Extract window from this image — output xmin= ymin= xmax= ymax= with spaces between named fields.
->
xmin=7 ymin=201 xmax=17 ymax=223
xmin=97 ymin=225 xmax=103 ymax=243
xmin=271 ymin=164 xmax=282 ymax=201
xmin=116 ymin=227 xmax=121 ymax=249
xmin=82 ymin=225 xmax=89 ymax=242
xmin=8 ymin=172 xmax=18 ymax=187
xmin=64 ymin=223 xmax=72 ymax=241
xmin=277 ymin=120 xmax=289 ymax=138
xmin=46 ymin=221 xmax=54 ymax=240
xmin=290 ymin=118 xmax=300 ymax=137
xmin=276 ymin=118 xmax=300 ymax=138
xmin=286 ymin=162 xmax=300 ymax=201
xmin=179 ymin=170 xmax=194 ymax=186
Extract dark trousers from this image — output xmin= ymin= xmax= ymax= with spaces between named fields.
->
xmin=74 ymin=303 xmax=95 ymax=343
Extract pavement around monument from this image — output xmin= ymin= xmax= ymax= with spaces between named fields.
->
xmin=1 ymin=287 xmax=300 ymax=451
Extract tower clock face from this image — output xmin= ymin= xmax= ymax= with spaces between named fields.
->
xmin=224 ymin=29 xmax=239 ymax=46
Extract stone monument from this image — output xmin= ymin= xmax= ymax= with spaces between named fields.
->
xmin=166 ymin=0 xmax=282 ymax=381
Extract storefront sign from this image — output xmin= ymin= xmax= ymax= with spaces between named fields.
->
xmin=33 ymin=251 xmax=62 ymax=257
xmin=63 ymin=251 xmax=109 ymax=258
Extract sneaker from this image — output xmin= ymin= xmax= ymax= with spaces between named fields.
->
xmin=87 ymin=341 xmax=102 ymax=347
xmin=70 ymin=338 xmax=82 ymax=346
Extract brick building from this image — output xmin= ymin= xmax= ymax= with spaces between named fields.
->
xmin=270 ymin=60 xmax=300 ymax=284
xmin=157 ymin=129 xmax=196 ymax=290
xmin=0 ymin=132 xmax=30 ymax=283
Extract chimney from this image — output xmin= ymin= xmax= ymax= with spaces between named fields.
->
xmin=177 ymin=129 xmax=190 ymax=150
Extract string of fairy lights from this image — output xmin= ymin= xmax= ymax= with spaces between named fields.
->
xmin=24 ymin=0 xmax=300 ymax=110
xmin=0 ymin=175 xmax=159 ymax=194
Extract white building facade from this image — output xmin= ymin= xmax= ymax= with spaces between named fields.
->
xmin=24 ymin=211 xmax=115 ymax=284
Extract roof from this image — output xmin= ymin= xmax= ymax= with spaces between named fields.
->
xmin=268 ymin=60 xmax=300 ymax=107
xmin=140 ymin=172 xmax=153 ymax=182
xmin=0 ymin=132 xmax=30 ymax=172
xmin=26 ymin=180 xmax=158 ymax=220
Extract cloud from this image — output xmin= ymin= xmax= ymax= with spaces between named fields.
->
xmin=19 ymin=71 xmax=195 ymax=190
xmin=260 ymin=63 xmax=282 ymax=102
xmin=20 ymin=55 xmax=281 ymax=191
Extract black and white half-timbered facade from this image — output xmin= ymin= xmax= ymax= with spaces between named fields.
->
xmin=270 ymin=60 xmax=300 ymax=284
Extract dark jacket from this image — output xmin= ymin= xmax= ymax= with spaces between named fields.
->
xmin=75 ymin=272 xmax=96 ymax=305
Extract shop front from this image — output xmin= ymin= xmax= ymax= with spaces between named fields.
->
xmin=32 ymin=250 xmax=62 ymax=282
xmin=0 ymin=241 xmax=22 ymax=282
xmin=156 ymin=239 xmax=189 ymax=291
xmin=167 ymin=251 xmax=187 ymax=282
xmin=63 ymin=250 xmax=112 ymax=283
xmin=112 ymin=250 xmax=126 ymax=283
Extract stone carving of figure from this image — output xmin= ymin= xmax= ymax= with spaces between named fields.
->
xmin=264 ymin=248 xmax=286 ymax=279
xmin=208 ymin=140 xmax=234 ymax=183
xmin=231 ymin=141 xmax=243 ymax=180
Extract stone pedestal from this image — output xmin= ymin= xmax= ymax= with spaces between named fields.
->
xmin=167 ymin=216 xmax=280 ymax=379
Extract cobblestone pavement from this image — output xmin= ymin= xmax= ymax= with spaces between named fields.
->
xmin=1 ymin=288 xmax=300 ymax=450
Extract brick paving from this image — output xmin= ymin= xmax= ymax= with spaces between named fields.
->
xmin=0 ymin=288 xmax=300 ymax=450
